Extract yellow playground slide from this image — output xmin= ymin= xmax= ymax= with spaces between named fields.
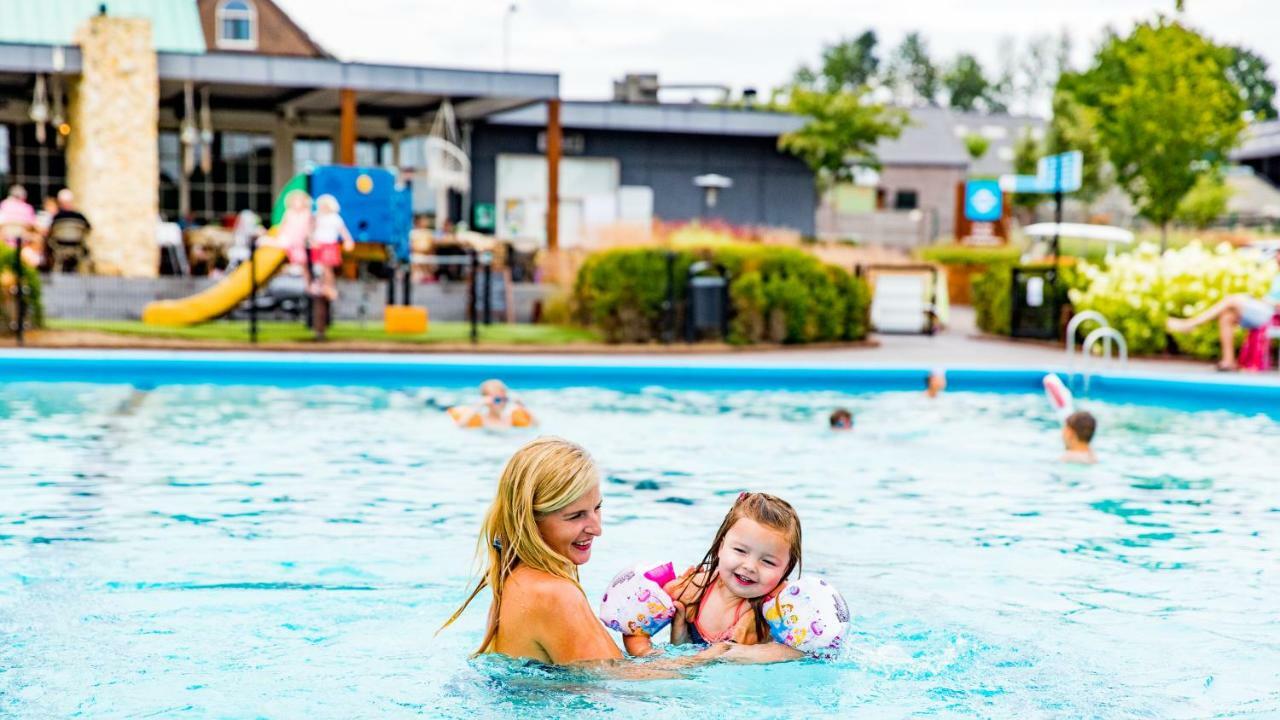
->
xmin=141 ymin=246 xmax=288 ymax=326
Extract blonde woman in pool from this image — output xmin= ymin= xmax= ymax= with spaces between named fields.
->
xmin=440 ymin=437 xmax=741 ymax=670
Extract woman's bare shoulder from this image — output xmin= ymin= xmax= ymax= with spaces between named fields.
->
xmin=506 ymin=566 xmax=586 ymax=607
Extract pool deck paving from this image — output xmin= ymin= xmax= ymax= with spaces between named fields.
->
xmin=5 ymin=307 xmax=1278 ymax=382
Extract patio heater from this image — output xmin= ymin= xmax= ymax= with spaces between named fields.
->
xmin=694 ymin=173 xmax=732 ymax=213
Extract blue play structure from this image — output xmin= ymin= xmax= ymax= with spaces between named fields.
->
xmin=273 ymin=165 xmax=413 ymax=262
xmin=308 ymin=165 xmax=413 ymax=262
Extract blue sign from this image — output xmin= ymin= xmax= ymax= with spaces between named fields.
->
xmin=1000 ymin=151 xmax=1083 ymax=195
xmin=964 ymin=179 xmax=1003 ymax=222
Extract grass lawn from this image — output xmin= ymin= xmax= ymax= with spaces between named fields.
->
xmin=45 ymin=318 xmax=601 ymax=345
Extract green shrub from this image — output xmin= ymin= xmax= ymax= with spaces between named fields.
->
xmin=0 ymin=244 xmax=43 ymax=336
xmin=573 ymin=245 xmax=869 ymax=344
xmin=1070 ymin=241 xmax=1276 ymax=359
xmin=917 ymin=243 xmax=1023 ymax=267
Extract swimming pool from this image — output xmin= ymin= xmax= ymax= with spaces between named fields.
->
xmin=1 ymin=352 xmax=1277 ymax=718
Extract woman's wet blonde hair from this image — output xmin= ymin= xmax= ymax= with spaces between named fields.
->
xmin=440 ymin=436 xmax=601 ymax=654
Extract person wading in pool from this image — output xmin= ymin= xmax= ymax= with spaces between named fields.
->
xmin=439 ymin=437 xmax=779 ymax=669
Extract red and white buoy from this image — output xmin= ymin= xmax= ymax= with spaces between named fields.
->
xmin=1043 ymin=373 xmax=1074 ymax=419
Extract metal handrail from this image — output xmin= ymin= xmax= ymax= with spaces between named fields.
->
xmin=1081 ymin=327 xmax=1128 ymax=393
xmin=1066 ymin=310 xmax=1110 ymax=358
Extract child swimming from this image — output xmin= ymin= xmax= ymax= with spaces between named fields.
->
xmin=447 ymin=379 xmax=536 ymax=429
xmin=1061 ymin=410 xmax=1097 ymax=464
xmin=622 ymin=492 xmax=804 ymax=658
xmin=829 ymin=408 xmax=853 ymax=431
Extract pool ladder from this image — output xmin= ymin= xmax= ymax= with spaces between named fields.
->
xmin=1065 ymin=311 xmax=1128 ymax=393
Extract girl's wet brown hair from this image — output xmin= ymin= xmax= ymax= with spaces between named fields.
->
xmin=686 ymin=492 xmax=802 ymax=641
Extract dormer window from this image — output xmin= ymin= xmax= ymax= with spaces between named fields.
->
xmin=216 ymin=0 xmax=258 ymax=51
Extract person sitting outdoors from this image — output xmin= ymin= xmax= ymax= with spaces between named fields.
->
xmin=0 ymin=185 xmax=42 ymax=266
xmin=1165 ymin=275 xmax=1280 ymax=371
xmin=50 ymin=188 xmax=91 ymax=230
xmin=1061 ymin=410 xmax=1097 ymax=465
xmin=0 ymin=185 xmax=35 ymax=229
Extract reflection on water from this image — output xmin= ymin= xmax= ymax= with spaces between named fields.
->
xmin=1 ymin=382 xmax=1278 ymax=718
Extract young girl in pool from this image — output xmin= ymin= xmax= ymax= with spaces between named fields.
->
xmin=623 ymin=492 xmax=805 ymax=659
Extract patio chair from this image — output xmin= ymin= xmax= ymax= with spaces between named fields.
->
xmin=47 ymin=217 xmax=91 ymax=273
xmin=156 ymin=220 xmax=190 ymax=276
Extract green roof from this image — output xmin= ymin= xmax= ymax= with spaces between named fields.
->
xmin=0 ymin=0 xmax=206 ymax=54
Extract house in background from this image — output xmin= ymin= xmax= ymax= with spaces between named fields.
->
xmin=470 ymin=98 xmax=815 ymax=245
xmin=819 ymin=107 xmax=1044 ymax=246
xmin=194 ymin=0 xmax=330 ymax=57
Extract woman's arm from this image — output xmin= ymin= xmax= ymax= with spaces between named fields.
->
xmin=718 ymin=641 xmax=806 ymax=664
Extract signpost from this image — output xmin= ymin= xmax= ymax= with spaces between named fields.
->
xmin=999 ymin=151 xmax=1084 ymax=339
xmin=1000 ymin=151 xmax=1082 ymax=263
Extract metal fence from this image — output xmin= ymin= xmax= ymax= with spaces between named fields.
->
xmin=36 ymin=273 xmax=550 ymax=323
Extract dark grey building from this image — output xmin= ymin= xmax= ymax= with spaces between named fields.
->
xmin=1234 ymin=119 xmax=1280 ymax=187
xmin=470 ymin=101 xmax=816 ymax=237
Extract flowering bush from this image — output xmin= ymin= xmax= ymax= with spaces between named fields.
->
xmin=1069 ymin=241 xmax=1278 ymax=359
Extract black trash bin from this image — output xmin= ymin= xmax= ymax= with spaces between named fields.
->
xmin=1010 ymin=266 xmax=1061 ymax=340
xmin=684 ymin=261 xmax=729 ymax=342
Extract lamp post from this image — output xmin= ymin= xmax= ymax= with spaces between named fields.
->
xmin=502 ymin=4 xmax=518 ymax=71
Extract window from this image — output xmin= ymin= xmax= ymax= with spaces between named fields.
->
xmin=169 ymin=131 xmax=272 ymax=223
xmin=216 ymin=0 xmax=257 ymax=50
xmin=293 ymin=137 xmax=333 ymax=175
xmin=893 ymin=189 xmax=919 ymax=210
xmin=1 ymin=123 xmax=67 ymax=207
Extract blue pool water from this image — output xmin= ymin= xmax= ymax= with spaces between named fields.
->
xmin=1 ymin=361 xmax=1278 ymax=717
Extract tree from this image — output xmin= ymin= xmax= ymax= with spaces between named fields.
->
xmin=944 ymin=54 xmax=991 ymax=112
xmin=1226 ymin=46 xmax=1278 ymax=120
xmin=1044 ymin=87 xmax=1110 ymax=206
xmin=1064 ymin=19 xmax=1244 ymax=249
xmin=1174 ymin=171 xmax=1232 ymax=228
xmin=886 ymin=32 xmax=940 ymax=106
xmin=1010 ymin=128 xmax=1043 ymax=218
xmin=963 ymin=133 xmax=990 ymax=161
xmin=794 ymin=31 xmax=881 ymax=92
xmin=779 ymin=86 xmax=908 ymax=185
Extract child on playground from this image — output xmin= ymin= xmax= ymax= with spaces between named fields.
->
xmin=277 ymin=189 xmax=314 ymax=279
xmin=623 ymin=492 xmax=804 ymax=662
xmin=311 ymin=194 xmax=354 ymax=301
xmin=1061 ymin=410 xmax=1097 ymax=464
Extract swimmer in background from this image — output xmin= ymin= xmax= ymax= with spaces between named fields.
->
xmin=1061 ymin=410 xmax=1097 ymax=464
xmin=448 ymin=379 xmax=535 ymax=429
xmin=925 ymin=369 xmax=947 ymax=398
xmin=829 ymin=408 xmax=853 ymax=431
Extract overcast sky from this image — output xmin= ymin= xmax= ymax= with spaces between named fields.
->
xmin=276 ymin=0 xmax=1279 ymax=112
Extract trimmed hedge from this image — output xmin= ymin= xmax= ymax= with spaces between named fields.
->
xmin=917 ymin=244 xmax=1023 ymax=267
xmin=0 ymin=244 xmax=43 ymax=336
xmin=573 ymin=245 xmax=869 ymax=344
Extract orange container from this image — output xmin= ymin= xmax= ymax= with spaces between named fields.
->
xmin=384 ymin=305 xmax=428 ymax=334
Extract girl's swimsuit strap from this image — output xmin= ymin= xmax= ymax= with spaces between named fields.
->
xmin=692 ymin=582 xmax=748 ymax=644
